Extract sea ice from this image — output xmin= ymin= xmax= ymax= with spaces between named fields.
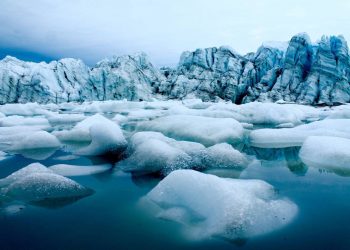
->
xmin=145 ymin=170 xmax=298 ymax=240
xmin=299 ymin=136 xmax=350 ymax=175
xmin=49 ymin=164 xmax=111 ymax=176
xmin=201 ymin=143 xmax=248 ymax=170
xmin=119 ymin=132 xmax=198 ymax=175
xmin=249 ymin=119 xmax=350 ymax=148
xmin=53 ymin=114 xmax=127 ymax=156
xmin=0 ymin=163 xmax=93 ymax=203
xmin=0 ymin=115 xmax=50 ymax=127
xmin=9 ymin=131 xmax=60 ymax=151
xmin=138 ymin=115 xmax=244 ymax=146
xmin=121 ymin=132 xmax=248 ymax=175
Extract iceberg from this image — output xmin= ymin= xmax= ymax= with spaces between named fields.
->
xmin=145 ymin=170 xmax=298 ymax=240
xmin=0 ymin=163 xmax=93 ymax=204
xmin=249 ymin=119 xmax=350 ymax=148
xmin=53 ymin=114 xmax=127 ymax=156
xmin=120 ymin=132 xmax=247 ymax=176
xmin=49 ymin=164 xmax=111 ymax=176
xmin=119 ymin=132 xmax=203 ymax=175
xmin=138 ymin=115 xmax=244 ymax=146
xmin=9 ymin=131 xmax=60 ymax=151
xmin=299 ymin=136 xmax=350 ymax=176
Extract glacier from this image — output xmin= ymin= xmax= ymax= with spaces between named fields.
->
xmin=0 ymin=33 xmax=349 ymax=105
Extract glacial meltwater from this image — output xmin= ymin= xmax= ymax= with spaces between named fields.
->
xmin=0 ymin=100 xmax=350 ymax=250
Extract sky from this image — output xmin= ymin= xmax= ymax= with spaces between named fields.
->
xmin=0 ymin=0 xmax=350 ymax=66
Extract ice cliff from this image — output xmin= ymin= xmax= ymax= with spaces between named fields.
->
xmin=0 ymin=33 xmax=349 ymax=105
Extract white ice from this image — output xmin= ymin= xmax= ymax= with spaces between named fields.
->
xmin=9 ymin=131 xmax=60 ymax=151
xmin=0 ymin=163 xmax=92 ymax=202
xmin=249 ymin=119 xmax=350 ymax=148
xmin=145 ymin=170 xmax=298 ymax=240
xmin=49 ymin=164 xmax=111 ymax=176
xmin=120 ymin=132 xmax=247 ymax=175
xmin=138 ymin=115 xmax=244 ymax=146
xmin=119 ymin=131 xmax=201 ymax=175
xmin=53 ymin=114 xmax=127 ymax=156
xmin=0 ymin=115 xmax=50 ymax=127
xmin=299 ymin=136 xmax=350 ymax=175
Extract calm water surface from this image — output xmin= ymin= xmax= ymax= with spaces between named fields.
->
xmin=0 ymin=146 xmax=349 ymax=250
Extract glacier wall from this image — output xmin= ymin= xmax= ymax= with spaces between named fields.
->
xmin=0 ymin=33 xmax=349 ymax=105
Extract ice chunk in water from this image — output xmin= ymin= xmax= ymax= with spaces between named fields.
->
xmin=299 ymin=136 xmax=350 ymax=176
xmin=0 ymin=163 xmax=51 ymax=187
xmin=202 ymin=143 xmax=248 ymax=170
xmin=49 ymin=164 xmax=111 ymax=176
xmin=3 ymin=173 xmax=93 ymax=203
xmin=0 ymin=115 xmax=50 ymax=127
xmin=145 ymin=170 xmax=298 ymax=240
xmin=0 ymin=163 xmax=93 ymax=204
xmin=249 ymin=119 xmax=350 ymax=148
xmin=121 ymin=132 xmax=248 ymax=176
xmin=138 ymin=115 xmax=244 ymax=146
xmin=75 ymin=122 xmax=127 ymax=156
xmin=120 ymin=132 xmax=197 ymax=175
xmin=9 ymin=131 xmax=60 ymax=151
xmin=53 ymin=114 xmax=127 ymax=156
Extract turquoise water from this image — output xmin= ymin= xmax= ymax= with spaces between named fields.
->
xmin=0 ymin=147 xmax=350 ymax=250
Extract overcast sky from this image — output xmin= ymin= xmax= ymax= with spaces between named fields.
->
xmin=0 ymin=0 xmax=349 ymax=66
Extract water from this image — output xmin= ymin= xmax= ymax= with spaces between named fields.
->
xmin=0 ymin=145 xmax=350 ymax=250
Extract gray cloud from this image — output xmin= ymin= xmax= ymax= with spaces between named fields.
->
xmin=0 ymin=0 xmax=349 ymax=66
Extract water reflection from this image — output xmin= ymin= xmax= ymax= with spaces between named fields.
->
xmin=244 ymin=146 xmax=284 ymax=161
xmin=29 ymin=194 xmax=94 ymax=209
xmin=284 ymin=147 xmax=308 ymax=176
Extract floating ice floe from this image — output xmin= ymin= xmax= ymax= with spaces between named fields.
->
xmin=71 ymin=100 xmax=145 ymax=113
xmin=53 ymin=114 xmax=127 ymax=156
xmin=249 ymin=119 xmax=350 ymax=148
xmin=0 ymin=125 xmax=51 ymax=150
xmin=0 ymin=163 xmax=93 ymax=204
xmin=112 ymin=114 xmax=128 ymax=124
xmin=299 ymin=136 xmax=350 ymax=176
xmin=200 ymin=102 xmax=321 ymax=125
xmin=46 ymin=113 xmax=86 ymax=125
xmin=5 ymin=131 xmax=60 ymax=160
xmin=145 ymin=170 xmax=298 ymax=240
xmin=49 ymin=164 xmax=111 ymax=176
xmin=201 ymin=143 xmax=248 ymax=170
xmin=120 ymin=132 xmax=247 ymax=176
xmin=138 ymin=115 xmax=244 ymax=146
xmin=0 ymin=115 xmax=50 ymax=127
xmin=119 ymin=132 xmax=202 ymax=175
xmin=9 ymin=131 xmax=60 ymax=151
xmin=125 ymin=109 xmax=166 ymax=121
xmin=0 ymin=103 xmax=53 ymax=116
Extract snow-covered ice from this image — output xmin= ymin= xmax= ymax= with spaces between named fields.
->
xmin=0 ymin=115 xmax=50 ymax=127
xmin=201 ymin=143 xmax=248 ymax=170
xmin=120 ymin=132 xmax=247 ymax=175
xmin=49 ymin=164 xmax=111 ymax=176
xmin=9 ymin=131 xmax=60 ymax=151
xmin=119 ymin=132 xmax=203 ymax=175
xmin=299 ymin=136 xmax=350 ymax=175
xmin=250 ymin=119 xmax=350 ymax=148
xmin=53 ymin=114 xmax=127 ymax=156
xmin=0 ymin=163 xmax=93 ymax=203
xmin=138 ymin=115 xmax=244 ymax=146
xmin=145 ymin=170 xmax=298 ymax=240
